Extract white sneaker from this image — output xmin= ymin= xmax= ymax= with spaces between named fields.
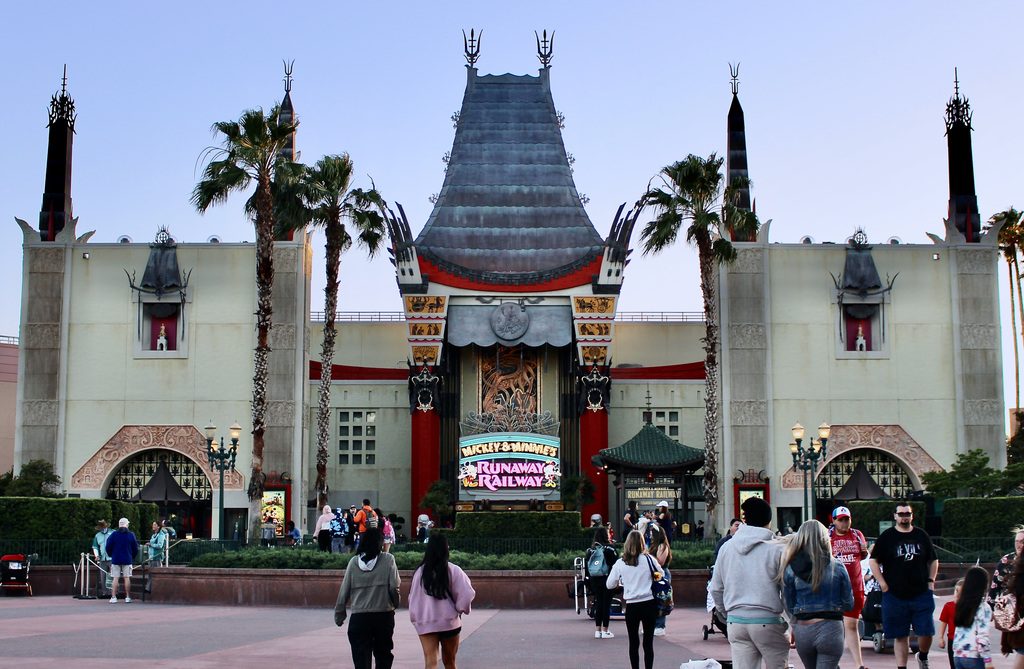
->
xmin=109 ymin=596 xmax=117 ymax=603
xmin=124 ymin=597 xmax=132 ymax=603
xmin=653 ymin=627 xmax=666 ymax=636
xmin=595 ymin=630 xmax=602 ymax=638
xmin=601 ymin=631 xmax=615 ymax=638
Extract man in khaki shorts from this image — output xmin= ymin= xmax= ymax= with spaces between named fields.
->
xmin=105 ymin=518 xmax=139 ymax=603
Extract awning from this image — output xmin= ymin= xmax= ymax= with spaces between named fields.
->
xmin=130 ymin=460 xmax=193 ymax=503
xmin=446 ymin=304 xmax=573 ymax=347
xmin=833 ymin=461 xmax=890 ymax=501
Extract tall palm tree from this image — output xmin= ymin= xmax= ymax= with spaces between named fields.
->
xmin=296 ymin=155 xmax=387 ymax=507
xmin=639 ymin=153 xmax=758 ymax=527
xmin=192 ymin=106 xmax=298 ymax=512
xmin=990 ymin=208 xmax=1024 ymax=421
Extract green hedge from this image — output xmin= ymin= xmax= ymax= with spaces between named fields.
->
xmin=449 ymin=511 xmax=583 ymax=538
xmin=0 ymin=497 xmax=159 ymax=544
xmin=847 ymin=500 xmax=925 ymax=537
xmin=942 ymin=497 xmax=1024 ymax=537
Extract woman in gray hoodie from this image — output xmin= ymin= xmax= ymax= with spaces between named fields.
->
xmin=334 ymin=528 xmax=401 ymax=669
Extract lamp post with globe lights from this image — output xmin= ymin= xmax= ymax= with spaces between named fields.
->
xmin=204 ymin=421 xmax=241 ymax=540
xmin=789 ymin=422 xmax=831 ymax=522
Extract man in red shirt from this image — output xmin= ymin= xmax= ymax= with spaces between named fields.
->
xmin=829 ymin=505 xmax=869 ymax=669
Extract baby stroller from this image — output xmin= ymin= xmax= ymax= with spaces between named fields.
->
xmin=702 ymin=567 xmax=728 ymax=639
xmin=1 ymin=553 xmax=33 ymax=596
xmin=858 ymin=588 xmax=919 ymax=654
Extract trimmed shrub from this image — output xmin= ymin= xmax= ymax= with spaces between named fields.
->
xmin=450 ymin=511 xmax=582 ymax=538
xmin=0 ymin=497 xmax=158 ymax=544
xmin=942 ymin=497 xmax=1024 ymax=537
xmin=847 ymin=500 xmax=925 ymax=537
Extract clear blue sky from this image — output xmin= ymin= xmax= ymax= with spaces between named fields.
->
xmin=2 ymin=2 xmax=1023 ymax=416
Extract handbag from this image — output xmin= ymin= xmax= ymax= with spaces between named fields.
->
xmin=645 ymin=554 xmax=673 ymax=617
xmin=993 ymin=592 xmax=1024 ymax=632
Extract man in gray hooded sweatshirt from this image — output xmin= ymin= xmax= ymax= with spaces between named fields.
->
xmin=711 ymin=496 xmax=789 ymax=668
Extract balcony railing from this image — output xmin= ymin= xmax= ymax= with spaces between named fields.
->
xmin=310 ymin=311 xmax=703 ymax=323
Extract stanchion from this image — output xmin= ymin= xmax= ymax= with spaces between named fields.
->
xmin=73 ymin=553 xmax=97 ymax=599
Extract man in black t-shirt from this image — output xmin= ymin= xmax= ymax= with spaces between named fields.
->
xmin=869 ymin=503 xmax=938 ymax=669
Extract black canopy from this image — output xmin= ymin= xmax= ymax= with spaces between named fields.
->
xmin=130 ymin=460 xmax=192 ymax=503
xmin=833 ymin=461 xmax=890 ymax=501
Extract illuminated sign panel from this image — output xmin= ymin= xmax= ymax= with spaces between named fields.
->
xmin=458 ymin=432 xmax=561 ymax=500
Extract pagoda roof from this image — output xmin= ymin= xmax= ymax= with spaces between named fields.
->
xmin=592 ymin=422 xmax=705 ymax=470
xmin=414 ymin=68 xmax=604 ymax=284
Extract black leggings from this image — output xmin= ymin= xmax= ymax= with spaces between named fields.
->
xmin=625 ymin=598 xmax=658 ymax=669
xmin=348 ymin=610 xmax=395 ymax=669
xmin=591 ymin=580 xmax=612 ymax=628
xmin=317 ymin=529 xmax=332 ymax=552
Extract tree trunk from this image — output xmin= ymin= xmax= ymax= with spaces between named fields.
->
xmin=315 ymin=219 xmax=343 ymax=509
xmin=1009 ymin=258 xmax=1020 ymax=413
xmin=695 ymin=231 xmax=720 ymax=528
xmin=249 ymin=173 xmax=276 ymax=529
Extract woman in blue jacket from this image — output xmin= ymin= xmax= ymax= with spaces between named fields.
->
xmin=782 ymin=520 xmax=854 ymax=669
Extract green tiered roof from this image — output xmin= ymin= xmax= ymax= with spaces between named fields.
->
xmin=593 ymin=423 xmax=705 ymax=470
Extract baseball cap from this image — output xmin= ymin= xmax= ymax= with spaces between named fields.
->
xmin=656 ymin=500 xmax=669 ymax=508
xmin=590 ymin=513 xmax=602 ymax=522
xmin=832 ymin=506 xmax=851 ymax=519
xmin=118 ymin=517 xmax=130 ymax=528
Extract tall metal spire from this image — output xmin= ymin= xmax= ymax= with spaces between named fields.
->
xmin=279 ymin=60 xmax=296 ymax=162
xmin=463 ymin=29 xmax=481 ymax=67
xmin=535 ymin=29 xmax=554 ymax=68
xmin=944 ymin=68 xmax=980 ymax=242
xmin=726 ymin=63 xmax=753 ymax=241
xmin=39 ymin=65 xmax=76 ymax=241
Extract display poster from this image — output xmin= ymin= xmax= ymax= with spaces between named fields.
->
xmin=458 ymin=432 xmax=561 ymax=500
xmin=261 ymin=490 xmax=286 ymax=537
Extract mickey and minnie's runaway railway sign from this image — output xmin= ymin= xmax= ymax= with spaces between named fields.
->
xmin=457 ymin=433 xmax=561 ymax=500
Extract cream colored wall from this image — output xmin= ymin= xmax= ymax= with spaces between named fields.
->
xmin=767 ymin=243 xmax=959 ymax=507
xmin=613 ymin=322 xmax=705 ymax=367
xmin=62 ymin=243 xmax=256 ymax=500
xmin=316 ymin=321 xmax=410 ymax=369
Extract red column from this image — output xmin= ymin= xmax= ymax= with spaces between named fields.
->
xmin=580 ymin=407 xmax=609 ymax=527
xmin=411 ymin=407 xmax=440 ymax=519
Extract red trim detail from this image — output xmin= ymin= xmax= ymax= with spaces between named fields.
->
xmin=418 ymin=255 xmax=603 ymax=292
xmin=580 ymin=408 xmax=609 ymax=527
xmin=611 ymin=362 xmax=705 ymax=380
xmin=309 ymin=362 xmax=408 ymax=381
xmin=411 ymin=409 xmax=440 ymax=521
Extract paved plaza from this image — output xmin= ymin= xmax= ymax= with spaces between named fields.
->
xmin=0 ymin=595 xmax=1018 ymax=668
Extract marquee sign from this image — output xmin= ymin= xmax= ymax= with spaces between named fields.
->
xmin=457 ymin=432 xmax=561 ymax=500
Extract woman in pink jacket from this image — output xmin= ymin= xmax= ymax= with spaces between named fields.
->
xmin=408 ymin=533 xmax=476 ymax=669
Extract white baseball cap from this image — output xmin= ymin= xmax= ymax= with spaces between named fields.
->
xmin=832 ymin=506 xmax=851 ymax=519
xmin=118 ymin=517 xmax=130 ymax=528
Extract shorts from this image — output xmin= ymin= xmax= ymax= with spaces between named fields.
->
xmin=881 ymin=590 xmax=935 ymax=639
xmin=110 ymin=564 xmax=133 ymax=578
xmin=843 ymin=589 xmax=865 ymax=619
xmin=435 ymin=627 xmax=461 ymax=640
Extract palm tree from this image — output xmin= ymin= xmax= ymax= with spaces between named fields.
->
xmin=295 ymin=155 xmax=387 ymax=508
xmin=192 ymin=106 xmax=298 ymax=513
xmin=639 ymin=153 xmax=758 ymax=527
xmin=990 ymin=208 xmax=1024 ymax=424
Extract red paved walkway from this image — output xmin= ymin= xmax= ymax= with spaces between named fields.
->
xmin=0 ymin=596 xmax=1015 ymax=668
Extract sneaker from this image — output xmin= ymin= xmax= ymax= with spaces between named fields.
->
xmin=917 ymin=655 xmax=929 ymax=669
xmin=653 ymin=627 xmax=666 ymax=636
xmin=594 ymin=630 xmax=602 ymax=639
xmin=124 ymin=597 xmax=132 ymax=604
xmin=601 ymin=631 xmax=615 ymax=638
xmin=109 ymin=596 xmax=117 ymax=603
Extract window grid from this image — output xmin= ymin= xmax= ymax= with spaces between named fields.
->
xmin=338 ymin=409 xmax=379 ymax=468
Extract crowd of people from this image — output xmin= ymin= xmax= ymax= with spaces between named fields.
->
xmin=90 ymin=516 xmax=177 ymax=602
xmin=313 ymin=499 xmax=397 ymax=554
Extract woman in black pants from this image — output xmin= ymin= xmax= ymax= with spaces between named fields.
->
xmin=606 ymin=530 xmax=662 ymax=669
xmin=586 ymin=526 xmax=618 ymax=638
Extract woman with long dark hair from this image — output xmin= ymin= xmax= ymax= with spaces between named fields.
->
xmin=606 ymin=529 xmax=661 ymax=669
xmin=408 ymin=533 xmax=476 ymax=669
xmin=648 ymin=525 xmax=672 ymax=637
xmin=1000 ymin=551 xmax=1024 ymax=669
xmin=334 ymin=528 xmax=401 ymax=669
xmin=781 ymin=520 xmax=853 ymax=669
xmin=952 ymin=566 xmax=993 ymax=669
xmin=586 ymin=525 xmax=617 ymax=639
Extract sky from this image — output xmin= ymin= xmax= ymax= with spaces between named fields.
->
xmin=2 ymin=2 xmax=1023 ymax=419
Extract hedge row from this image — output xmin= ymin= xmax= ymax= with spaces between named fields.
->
xmin=847 ymin=500 xmax=925 ymax=537
xmin=942 ymin=497 xmax=1024 ymax=537
xmin=447 ymin=511 xmax=584 ymax=538
xmin=0 ymin=498 xmax=160 ymax=544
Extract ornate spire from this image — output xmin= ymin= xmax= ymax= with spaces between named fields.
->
xmin=726 ymin=62 xmax=752 ymax=239
xmin=463 ymin=29 xmax=481 ymax=67
xmin=39 ymin=66 xmax=75 ymax=241
xmin=943 ymin=68 xmax=980 ymax=242
xmin=729 ymin=62 xmax=740 ymax=96
xmin=535 ymin=29 xmax=554 ymax=68
xmin=944 ymin=67 xmax=973 ymax=131
xmin=48 ymin=65 xmax=76 ymax=131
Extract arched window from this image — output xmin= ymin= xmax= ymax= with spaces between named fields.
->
xmin=105 ymin=449 xmax=211 ymax=501
xmin=816 ymin=448 xmax=916 ymax=499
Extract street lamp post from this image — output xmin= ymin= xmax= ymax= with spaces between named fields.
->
xmin=789 ymin=422 xmax=831 ymax=522
xmin=204 ymin=422 xmax=241 ymax=541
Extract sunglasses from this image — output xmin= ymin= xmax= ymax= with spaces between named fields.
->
xmin=896 ymin=512 xmax=913 ymax=517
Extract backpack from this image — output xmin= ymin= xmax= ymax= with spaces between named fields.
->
xmin=587 ymin=546 xmax=610 ymax=577
xmin=993 ymin=592 xmax=1024 ymax=632
xmin=365 ymin=508 xmax=378 ymax=529
xmin=329 ymin=515 xmax=345 ymax=538
xmin=645 ymin=554 xmax=673 ymax=617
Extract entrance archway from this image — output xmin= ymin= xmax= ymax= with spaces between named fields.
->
xmin=816 ymin=448 xmax=915 ymax=500
xmin=106 ymin=449 xmax=213 ymax=537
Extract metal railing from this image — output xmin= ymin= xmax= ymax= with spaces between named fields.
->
xmin=308 ymin=311 xmax=705 ymax=323
xmin=167 ymin=539 xmax=242 ymax=564
xmin=391 ymin=536 xmax=719 ymax=556
xmin=311 ymin=311 xmax=406 ymax=322
xmin=0 ymin=335 xmax=18 ymax=345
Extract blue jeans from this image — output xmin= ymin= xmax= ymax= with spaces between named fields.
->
xmin=654 ymin=569 xmax=671 ymax=629
xmin=881 ymin=590 xmax=935 ymax=639
xmin=953 ymin=658 xmax=985 ymax=669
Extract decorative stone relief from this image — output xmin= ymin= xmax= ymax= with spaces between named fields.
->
xmin=728 ymin=324 xmax=766 ymax=349
xmin=730 ymin=400 xmax=767 ymax=426
xmin=273 ymin=246 xmax=299 ymax=269
xmin=964 ymin=400 xmax=1002 ymax=425
xmin=959 ymin=324 xmax=997 ymax=349
xmin=22 ymin=324 xmax=60 ymax=349
xmin=730 ymin=248 xmax=764 ymax=274
xmin=269 ymin=324 xmax=296 ymax=349
xmin=780 ymin=424 xmax=942 ymax=489
xmin=265 ymin=401 xmax=295 ymax=426
xmin=21 ymin=400 xmax=58 ymax=425
xmin=70 ymin=424 xmax=243 ymax=490
xmin=957 ymin=248 xmax=996 ymax=274
xmin=29 ymin=247 xmax=66 ymax=273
